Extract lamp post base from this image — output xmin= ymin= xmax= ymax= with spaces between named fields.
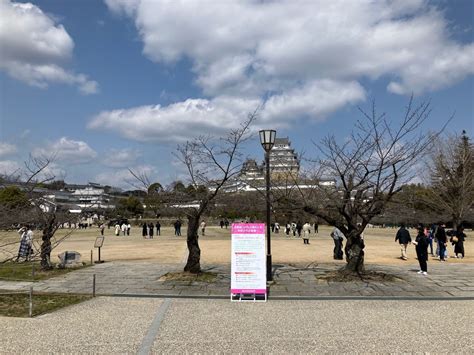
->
xmin=266 ymin=254 xmax=273 ymax=281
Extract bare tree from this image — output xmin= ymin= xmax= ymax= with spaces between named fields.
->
xmin=427 ymin=131 xmax=474 ymax=229
xmin=302 ymin=97 xmax=447 ymax=273
xmin=172 ymin=114 xmax=256 ymax=273
xmin=0 ymin=155 xmax=72 ymax=269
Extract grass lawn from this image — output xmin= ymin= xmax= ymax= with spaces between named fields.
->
xmin=0 ymin=293 xmax=92 ymax=317
xmin=0 ymin=261 xmax=89 ymax=281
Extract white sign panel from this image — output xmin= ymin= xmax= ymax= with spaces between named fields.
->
xmin=231 ymin=223 xmax=266 ymax=296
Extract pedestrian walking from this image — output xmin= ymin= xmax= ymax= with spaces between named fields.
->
xmin=331 ymin=227 xmax=345 ymax=260
xmin=274 ymin=222 xmax=280 ymax=234
xmin=115 ymin=223 xmax=120 ymax=236
xmin=296 ymin=221 xmax=303 ymax=237
xmin=314 ymin=222 xmax=319 ymax=233
xmin=395 ymin=223 xmax=412 ymax=260
xmin=220 ymin=220 xmax=224 ymax=228
xmin=149 ymin=222 xmax=154 ymax=238
xmin=302 ymin=222 xmax=311 ymax=244
xmin=156 ymin=221 xmax=161 ymax=236
xmin=127 ymin=223 xmax=131 ymax=236
xmin=16 ymin=226 xmax=33 ymax=262
xmin=285 ymin=222 xmax=291 ymax=236
xmin=452 ymin=226 xmax=466 ymax=259
xmin=142 ymin=223 xmax=147 ymax=238
xmin=99 ymin=223 xmax=105 ymax=236
xmin=200 ymin=221 xmax=206 ymax=236
xmin=435 ymin=223 xmax=448 ymax=262
xmin=413 ymin=224 xmax=429 ymax=275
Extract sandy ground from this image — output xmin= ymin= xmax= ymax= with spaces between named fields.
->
xmin=1 ymin=225 xmax=472 ymax=267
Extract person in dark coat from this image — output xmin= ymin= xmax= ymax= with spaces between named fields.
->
xmin=413 ymin=224 xmax=429 ymax=275
xmin=435 ymin=223 xmax=447 ymax=262
xmin=149 ymin=223 xmax=154 ymax=238
xmin=142 ymin=223 xmax=147 ymax=238
xmin=156 ymin=221 xmax=161 ymax=236
xmin=395 ymin=223 xmax=412 ymax=260
xmin=296 ymin=221 xmax=303 ymax=237
xmin=453 ymin=226 xmax=466 ymax=258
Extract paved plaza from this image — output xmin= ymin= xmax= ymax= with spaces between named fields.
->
xmin=1 ymin=261 xmax=473 ymax=298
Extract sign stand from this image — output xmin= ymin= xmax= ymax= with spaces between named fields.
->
xmin=230 ymin=223 xmax=267 ymax=302
xmin=94 ymin=236 xmax=105 ymax=264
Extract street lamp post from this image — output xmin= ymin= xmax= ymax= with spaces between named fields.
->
xmin=259 ymin=129 xmax=276 ymax=282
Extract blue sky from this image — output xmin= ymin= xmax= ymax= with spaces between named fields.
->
xmin=0 ymin=0 xmax=473 ymax=189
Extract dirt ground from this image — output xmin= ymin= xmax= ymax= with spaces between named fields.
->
xmin=1 ymin=225 xmax=472 ymax=267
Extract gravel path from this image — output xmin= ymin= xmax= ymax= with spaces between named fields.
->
xmin=1 ymin=297 xmax=472 ymax=353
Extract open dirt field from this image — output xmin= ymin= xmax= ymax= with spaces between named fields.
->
xmin=1 ymin=225 xmax=472 ymax=267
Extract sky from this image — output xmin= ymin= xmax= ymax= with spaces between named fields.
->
xmin=0 ymin=0 xmax=473 ymax=189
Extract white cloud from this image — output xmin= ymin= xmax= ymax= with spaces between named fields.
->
xmin=261 ymin=80 xmax=366 ymax=123
xmin=106 ymin=0 xmax=473 ymax=96
xmin=88 ymin=96 xmax=262 ymax=142
xmin=102 ymin=148 xmax=142 ymax=168
xmin=0 ymin=0 xmax=99 ymax=94
xmin=33 ymin=137 xmax=97 ymax=164
xmin=89 ymin=80 xmax=365 ymax=142
xmin=0 ymin=142 xmax=17 ymax=157
xmin=94 ymin=164 xmax=157 ymax=189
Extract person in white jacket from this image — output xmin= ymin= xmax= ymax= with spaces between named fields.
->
xmin=302 ymin=222 xmax=311 ymax=244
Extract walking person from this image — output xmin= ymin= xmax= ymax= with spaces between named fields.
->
xmin=127 ymin=223 xmax=131 ymax=236
xmin=142 ymin=223 xmax=147 ymax=238
xmin=274 ymin=222 xmax=280 ymax=234
xmin=200 ymin=220 xmax=206 ymax=236
xmin=413 ymin=224 xmax=429 ymax=275
xmin=149 ymin=222 xmax=154 ymax=238
xmin=314 ymin=222 xmax=319 ymax=233
xmin=177 ymin=219 xmax=182 ymax=236
xmin=16 ymin=226 xmax=33 ymax=262
xmin=115 ymin=222 xmax=120 ymax=236
xmin=121 ymin=223 xmax=127 ymax=236
xmin=395 ymin=223 xmax=412 ymax=260
xmin=452 ymin=226 xmax=466 ymax=259
xmin=99 ymin=223 xmax=105 ymax=236
xmin=156 ymin=221 xmax=161 ymax=236
xmin=436 ymin=223 xmax=448 ymax=262
xmin=427 ymin=224 xmax=435 ymax=255
xmin=296 ymin=221 xmax=303 ymax=237
xmin=331 ymin=227 xmax=344 ymax=260
xmin=285 ymin=222 xmax=291 ymax=236
xmin=291 ymin=222 xmax=297 ymax=237
xmin=302 ymin=222 xmax=311 ymax=244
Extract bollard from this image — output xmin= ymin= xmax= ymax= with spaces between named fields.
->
xmin=29 ymin=286 xmax=33 ymax=317
xmin=93 ymin=274 xmax=96 ymax=297
xmin=90 ymin=250 xmax=93 ymax=265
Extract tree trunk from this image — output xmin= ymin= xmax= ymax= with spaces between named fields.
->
xmin=40 ymin=236 xmax=52 ymax=270
xmin=184 ymin=215 xmax=201 ymax=273
xmin=40 ymin=214 xmax=55 ymax=270
xmin=344 ymin=233 xmax=365 ymax=274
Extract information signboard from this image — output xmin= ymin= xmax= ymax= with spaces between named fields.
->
xmin=231 ymin=223 xmax=266 ymax=301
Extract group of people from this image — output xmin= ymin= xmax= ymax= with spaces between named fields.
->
xmin=219 ymin=219 xmax=230 ymax=229
xmin=15 ymin=226 xmax=34 ymax=262
xmin=142 ymin=222 xmax=161 ymax=238
xmin=284 ymin=221 xmax=319 ymax=237
xmin=173 ymin=220 xmax=182 ymax=236
xmin=395 ymin=223 xmax=467 ymax=275
xmin=114 ymin=222 xmax=131 ymax=236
